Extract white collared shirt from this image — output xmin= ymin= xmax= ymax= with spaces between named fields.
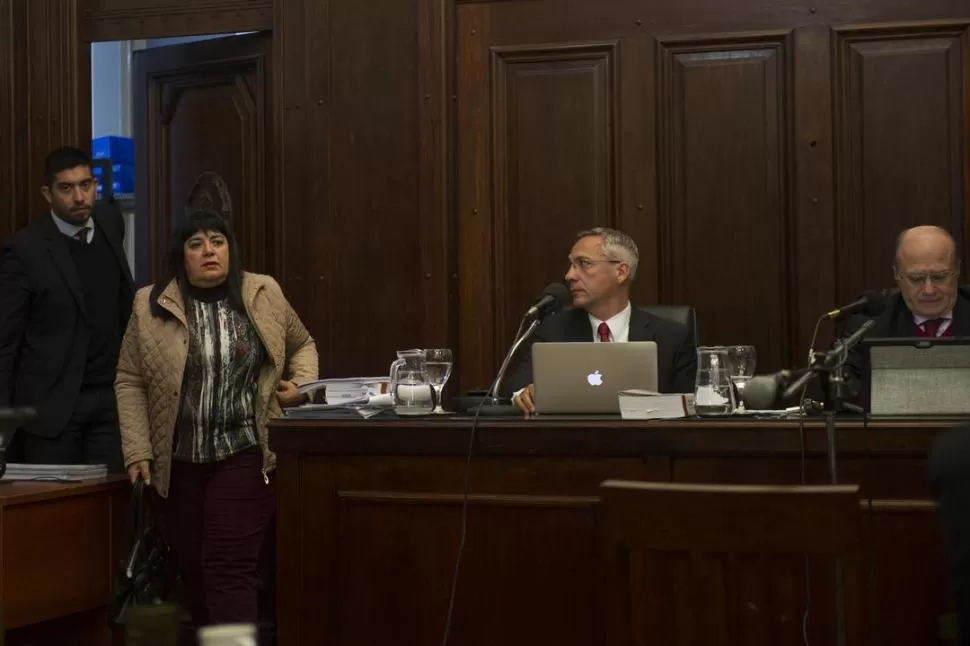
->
xmin=588 ymin=302 xmax=632 ymax=343
xmin=914 ymin=312 xmax=953 ymax=336
xmin=512 ymin=302 xmax=634 ymax=402
xmin=50 ymin=211 xmax=95 ymax=244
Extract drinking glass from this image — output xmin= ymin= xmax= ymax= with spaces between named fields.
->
xmin=425 ymin=348 xmax=454 ymax=414
xmin=728 ymin=345 xmax=757 ymax=412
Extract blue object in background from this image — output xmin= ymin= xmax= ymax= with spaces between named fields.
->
xmin=91 ymin=136 xmax=134 ymax=166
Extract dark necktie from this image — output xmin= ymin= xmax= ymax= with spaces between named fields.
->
xmin=922 ymin=318 xmax=945 ymax=337
xmin=74 ymin=227 xmax=91 ymax=243
xmin=597 ymin=322 xmax=611 ymax=342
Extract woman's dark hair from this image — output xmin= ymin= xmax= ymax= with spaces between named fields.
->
xmin=149 ymin=209 xmax=245 ymax=319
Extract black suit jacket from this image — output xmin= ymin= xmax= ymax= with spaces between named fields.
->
xmin=843 ymin=289 xmax=970 ymax=409
xmin=0 ymin=205 xmax=135 ymax=436
xmin=502 ymin=305 xmax=698 ymax=396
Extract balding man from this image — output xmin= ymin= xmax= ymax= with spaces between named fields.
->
xmin=504 ymin=227 xmax=697 ymax=414
xmin=844 ymin=225 xmax=970 ymax=406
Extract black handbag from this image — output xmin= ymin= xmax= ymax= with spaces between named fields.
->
xmin=108 ymin=478 xmax=176 ymax=630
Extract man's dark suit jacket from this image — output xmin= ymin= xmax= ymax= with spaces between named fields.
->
xmin=502 ymin=305 xmax=697 ymax=396
xmin=0 ymin=204 xmax=135 ymax=436
xmin=843 ymin=288 xmax=970 ymax=410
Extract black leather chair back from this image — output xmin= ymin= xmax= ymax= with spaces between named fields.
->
xmin=640 ymin=305 xmax=698 ymax=348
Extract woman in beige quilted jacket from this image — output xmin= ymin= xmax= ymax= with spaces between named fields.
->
xmin=115 ymin=208 xmax=318 ymax=630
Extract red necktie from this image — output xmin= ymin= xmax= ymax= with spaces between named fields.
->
xmin=922 ymin=318 xmax=944 ymax=337
xmin=597 ymin=322 xmax=611 ymax=342
xmin=74 ymin=227 xmax=91 ymax=243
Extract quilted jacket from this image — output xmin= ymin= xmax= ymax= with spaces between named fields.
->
xmin=115 ymin=272 xmax=318 ymax=497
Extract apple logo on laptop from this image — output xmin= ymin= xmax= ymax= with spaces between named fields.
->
xmin=587 ymin=370 xmax=604 ymax=386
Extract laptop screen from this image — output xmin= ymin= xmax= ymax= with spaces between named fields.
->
xmin=862 ymin=337 xmax=970 ymax=415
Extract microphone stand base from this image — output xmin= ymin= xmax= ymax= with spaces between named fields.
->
xmin=472 ymin=403 xmax=521 ymax=417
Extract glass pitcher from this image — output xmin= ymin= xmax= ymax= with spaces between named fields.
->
xmin=694 ymin=346 xmax=736 ymax=416
xmin=389 ymin=349 xmax=435 ymax=415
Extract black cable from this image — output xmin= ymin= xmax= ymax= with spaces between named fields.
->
xmin=440 ymin=313 xmax=528 ymax=646
xmin=798 ymin=314 xmax=825 ymax=646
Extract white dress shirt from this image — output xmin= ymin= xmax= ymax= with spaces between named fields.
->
xmin=914 ymin=312 xmax=953 ymax=336
xmin=50 ymin=211 xmax=95 ymax=244
xmin=513 ymin=302 xmax=633 ymax=401
xmin=589 ymin=302 xmax=632 ymax=343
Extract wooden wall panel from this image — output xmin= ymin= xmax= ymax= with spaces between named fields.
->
xmin=320 ymin=0 xmax=451 ymax=377
xmin=0 ymin=0 xmax=27 ymax=244
xmin=83 ymin=0 xmax=272 ymax=41
xmin=657 ymin=32 xmax=793 ymax=369
xmin=0 ymin=0 xmax=91 ymax=235
xmin=491 ymin=41 xmax=618 ymax=356
xmin=834 ymin=22 xmax=970 ymax=301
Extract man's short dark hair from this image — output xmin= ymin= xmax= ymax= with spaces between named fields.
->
xmin=43 ymin=146 xmax=92 ymax=187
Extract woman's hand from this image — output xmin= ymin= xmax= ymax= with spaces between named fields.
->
xmin=127 ymin=460 xmax=151 ymax=485
xmin=276 ymin=380 xmax=304 ymax=408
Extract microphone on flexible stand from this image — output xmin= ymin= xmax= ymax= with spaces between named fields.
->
xmin=473 ymin=282 xmax=571 ymax=416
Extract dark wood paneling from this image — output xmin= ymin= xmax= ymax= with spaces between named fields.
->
xmin=270 ymin=418 xmax=951 ymax=646
xmin=657 ymin=31 xmax=793 ymax=368
xmin=834 ymin=21 xmax=970 ymax=301
xmin=7 ymin=0 xmax=91 ymax=228
xmin=321 ymin=0 xmax=451 ymax=377
xmin=133 ymin=33 xmax=273 ymax=283
xmin=0 ymin=0 xmax=25 ymax=243
xmin=83 ymin=0 xmax=272 ymax=41
xmin=491 ymin=41 xmax=618 ymax=350
xmin=337 ymin=492 xmax=598 ymax=646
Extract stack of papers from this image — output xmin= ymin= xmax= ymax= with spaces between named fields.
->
xmin=298 ymin=377 xmax=388 ymax=404
xmin=284 ymin=393 xmax=393 ymax=419
xmin=2 ymin=463 xmax=108 ymax=482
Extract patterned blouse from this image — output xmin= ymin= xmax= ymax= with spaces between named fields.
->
xmin=173 ymin=282 xmax=266 ymax=463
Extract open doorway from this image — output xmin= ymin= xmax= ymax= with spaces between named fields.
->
xmin=89 ymin=31 xmax=272 ymax=286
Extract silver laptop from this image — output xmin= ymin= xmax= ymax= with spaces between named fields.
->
xmin=532 ymin=342 xmax=658 ymax=414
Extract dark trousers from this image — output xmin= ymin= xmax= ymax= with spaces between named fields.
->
xmin=158 ymin=448 xmax=276 ymax=628
xmin=931 ymin=426 xmax=970 ymax=646
xmin=21 ymin=385 xmax=124 ymax=472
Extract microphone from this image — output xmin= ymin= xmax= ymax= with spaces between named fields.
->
xmin=822 ymin=294 xmax=877 ymax=320
xmin=744 ymin=319 xmax=877 ymax=409
xmin=781 ymin=319 xmax=876 ymax=400
xmin=743 ymin=371 xmax=801 ymax=410
xmin=525 ymin=283 xmax=570 ymax=317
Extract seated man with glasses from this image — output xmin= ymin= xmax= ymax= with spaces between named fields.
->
xmin=843 ymin=225 xmax=970 ymax=404
xmin=503 ymin=226 xmax=697 ymax=414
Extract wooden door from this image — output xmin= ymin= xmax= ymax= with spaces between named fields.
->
xmin=133 ymin=32 xmax=273 ymax=285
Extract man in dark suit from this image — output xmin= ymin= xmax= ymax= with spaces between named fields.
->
xmin=505 ymin=227 xmax=696 ymax=414
xmin=843 ymin=225 xmax=970 ymax=408
xmin=0 ymin=146 xmax=134 ymax=471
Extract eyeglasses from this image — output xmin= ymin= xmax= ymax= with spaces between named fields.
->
xmin=567 ymin=257 xmax=622 ymax=273
xmin=898 ymin=271 xmax=957 ymax=286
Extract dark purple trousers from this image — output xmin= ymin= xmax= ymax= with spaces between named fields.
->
xmin=155 ymin=447 xmax=275 ymax=627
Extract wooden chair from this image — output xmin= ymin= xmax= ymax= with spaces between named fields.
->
xmin=599 ymin=481 xmax=865 ymax=646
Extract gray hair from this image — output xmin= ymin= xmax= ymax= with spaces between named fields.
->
xmin=576 ymin=226 xmax=639 ymax=279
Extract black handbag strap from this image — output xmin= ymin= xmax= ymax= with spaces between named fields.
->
xmin=123 ymin=478 xmax=147 ymax=577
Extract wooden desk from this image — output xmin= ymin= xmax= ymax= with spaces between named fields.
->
xmin=0 ymin=477 xmax=128 ymax=646
xmin=270 ymin=417 xmax=953 ymax=646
